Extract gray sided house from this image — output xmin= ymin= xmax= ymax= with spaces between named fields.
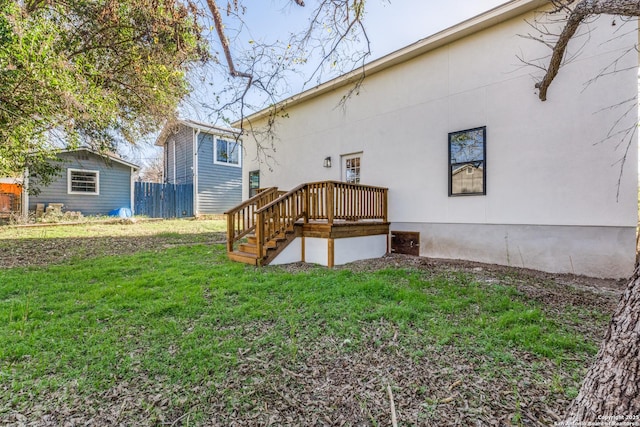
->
xmin=156 ymin=119 xmax=242 ymax=215
xmin=28 ymin=148 xmax=138 ymax=216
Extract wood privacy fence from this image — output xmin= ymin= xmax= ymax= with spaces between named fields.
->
xmin=134 ymin=182 xmax=193 ymax=218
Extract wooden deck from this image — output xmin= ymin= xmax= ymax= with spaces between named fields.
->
xmin=225 ymin=181 xmax=389 ymax=266
xmin=301 ymin=220 xmax=390 ymax=239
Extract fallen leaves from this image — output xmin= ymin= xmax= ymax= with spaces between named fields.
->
xmin=0 ymin=319 xmax=601 ymax=426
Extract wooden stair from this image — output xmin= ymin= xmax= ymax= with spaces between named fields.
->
xmin=225 ymin=181 xmax=389 ymax=267
xmin=227 ymin=227 xmax=300 ymax=266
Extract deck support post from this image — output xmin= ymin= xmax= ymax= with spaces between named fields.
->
xmin=327 ymin=238 xmax=334 ymax=268
xmin=383 ymin=188 xmax=388 ymax=222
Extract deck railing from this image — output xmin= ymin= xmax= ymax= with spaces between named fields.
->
xmin=253 ymin=181 xmax=388 ymax=259
xmin=306 ymin=181 xmax=388 ymax=222
xmin=224 ymin=187 xmax=281 ymax=252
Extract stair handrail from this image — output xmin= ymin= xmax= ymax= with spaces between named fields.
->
xmin=253 ymin=181 xmax=388 ymax=259
xmin=253 ymin=183 xmax=307 ymax=214
xmin=224 ymin=187 xmax=280 ymax=252
xmin=254 ymin=183 xmax=308 ymax=259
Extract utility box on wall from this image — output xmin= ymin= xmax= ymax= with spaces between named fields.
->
xmin=391 ymin=231 xmax=420 ymax=256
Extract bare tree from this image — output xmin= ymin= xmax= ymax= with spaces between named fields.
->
xmin=178 ymin=0 xmax=371 ymax=171
xmin=564 ymin=267 xmax=640 ymax=421
xmin=536 ymin=0 xmax=640 ymax=101
xmin=192 ymin=1 xmax=370 ymax=135
xmin=138 ymin=153 xmax=165 ymax=183
xmin=527 ymin=0 xmax=640 ymax=422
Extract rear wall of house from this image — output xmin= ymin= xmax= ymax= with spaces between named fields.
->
xmin=30 ymin=152 xmax=133 ymax=216
xmin=164 ymin=125 xmax=194 ymax=184
xmin=196 ymin=132 xmax=242 ymax=214
xmin=242 ymin=6 xmax=639 ymax=278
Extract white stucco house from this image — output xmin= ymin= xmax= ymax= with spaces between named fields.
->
xmin=232 ymin=0 xmax=638 ymax=279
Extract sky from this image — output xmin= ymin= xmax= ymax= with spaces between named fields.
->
xmin=368 ymin=0 xmax=508 ymax=52
xmin=235 ymin=0 xmax=507 ymax=61
xmin=183 ymin=0 xmax=510 ymax=116
xmin=131 ymin=0 xmax=508 ymax=164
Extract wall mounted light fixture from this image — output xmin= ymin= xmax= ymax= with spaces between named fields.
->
xmin=323 ymin=156 xmax=332 ymax=168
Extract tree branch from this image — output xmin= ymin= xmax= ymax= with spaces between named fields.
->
xmin=538 ymin=0 xmax=640 ymax=101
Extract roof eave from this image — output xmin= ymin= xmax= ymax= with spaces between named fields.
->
xmin=59 ymin=147 xmax=140 ymax=170
xmin=233 ymin=0 xmax=548 ymax=127
xmin=155 ymin=118 xmax=242 ymax=147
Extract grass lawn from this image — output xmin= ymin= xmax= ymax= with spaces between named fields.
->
xmin=0 ymin=219 xmax=616 ymax=425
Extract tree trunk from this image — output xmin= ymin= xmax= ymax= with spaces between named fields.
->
xmin=562 ymin=266 xmax=640 ymax=421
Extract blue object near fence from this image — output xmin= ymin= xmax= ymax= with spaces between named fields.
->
xmin=109 ymin=207 xmax=132 ymax=218
xmin=134 ymin=182 xmax=194 ymax=218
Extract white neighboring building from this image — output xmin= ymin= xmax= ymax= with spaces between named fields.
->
xmin=236 ymin=0 xmax=639 ymax=279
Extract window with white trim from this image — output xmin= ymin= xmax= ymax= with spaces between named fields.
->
xmin=215 ymin=138 xmax=241 ymax=167
xmin=68 ymin=169 xmax=99 ymax=195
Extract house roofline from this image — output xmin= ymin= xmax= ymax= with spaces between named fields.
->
xmin=452 ymin=165 xmax=484 ymax=175
xmin=0 ymin=177 xmax=23 ymax=184
xmin=59 ymin=147 xmax=140 ymax=171
xmin=155 ymin=118 xmax=242 ymax=147
xmin=232 ymin=0 xmax=548 ymax=127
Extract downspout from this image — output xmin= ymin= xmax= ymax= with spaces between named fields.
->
xmin=162 ymin=144 xmax=167 ymax=183
xmin=130 ymin=167 xmax=136 ymax=215
xmin=193 ymin=128 xmax=200 ymax=217
xmin=172 ymin=139 xmax=176 ymax=183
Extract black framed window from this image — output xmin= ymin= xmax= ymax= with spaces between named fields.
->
xmin=448 ymin=126 xmax=486 ymax=196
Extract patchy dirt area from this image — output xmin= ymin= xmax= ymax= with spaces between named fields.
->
xmin=6 ymin=326 xmax=591 ymax=427
xmin=0 ymin=228 xmax=227 ymax=268
xmin=208 ymin=330 xmax=581 ymax=427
